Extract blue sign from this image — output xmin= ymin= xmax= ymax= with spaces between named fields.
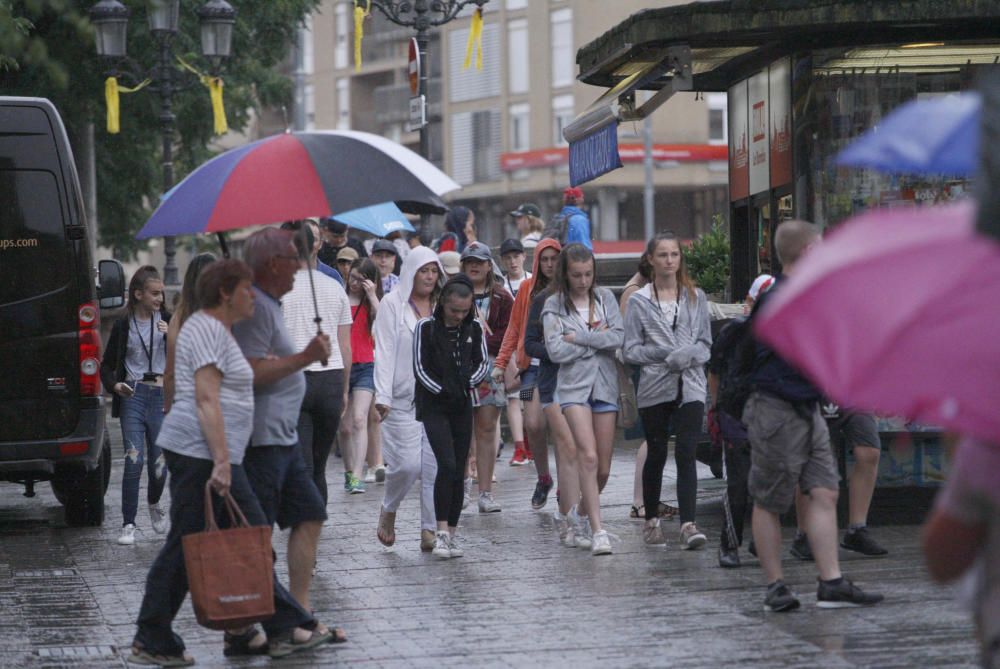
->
xmin=568 ymin=121 xmax=623 ymax=186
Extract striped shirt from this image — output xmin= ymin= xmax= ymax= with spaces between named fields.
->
xmin=156 ymin=312 xmax=254 ymax=465
xmin=283 ymin=269 xmax=353 ymax=372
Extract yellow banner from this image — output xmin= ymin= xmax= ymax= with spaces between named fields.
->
xmin=463 ymin=8 xmax=483 ymax=71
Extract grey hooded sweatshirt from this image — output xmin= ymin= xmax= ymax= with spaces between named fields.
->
xmin=622 ymin=284 xmax=712 ymax=409
xmin=541 ymin=286 xmax=624 ymax=406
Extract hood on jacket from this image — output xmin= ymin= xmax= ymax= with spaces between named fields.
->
xmin=433 ymin=273 xmax=477 ymax=327
xmin=527 ymin=237 xmax=562 ymax=294
xmin=396 ymin=245 xmax=445 ymax=302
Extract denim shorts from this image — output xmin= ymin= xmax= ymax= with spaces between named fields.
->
xmin=349 ymin=361 xmax=375 ymax=393
xmin=560 ymin=398 xmax=618 ymax=413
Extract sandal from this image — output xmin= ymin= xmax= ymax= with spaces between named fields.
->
xmin=126 ymin=645 xmax=195 ymax=667
xmin=223 ymin=626 xmax=268 ymax=657
xmin=657 ymin=501 xmax=679 ymax=520
xmin=377 ymin=506 xmax=396 ymax=546
xmin=267 ymin=627 xmax=333 ymax=658
xmin=629 ymin=505 xmax=645 ymax=520
xmin=310 ymin=619 xmax=349 ymax=644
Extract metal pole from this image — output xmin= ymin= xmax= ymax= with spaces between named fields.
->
xmin=158 ymin=35 xmax=179 ymax=289
xmin=415 ymin=6 xmax=431 ymax=237
xmin=642 ymin=115 xmax=655 ymax=240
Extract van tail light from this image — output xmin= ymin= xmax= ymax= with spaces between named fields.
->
xmin=79 ymin=302 xmax=101 ymax=397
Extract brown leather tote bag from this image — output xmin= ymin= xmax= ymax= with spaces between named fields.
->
xmin=182 ymin=483 xmax=275 ymax=630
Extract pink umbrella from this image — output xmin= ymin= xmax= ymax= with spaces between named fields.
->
xmin=754 ymin=200 xmax=1000 ymax=442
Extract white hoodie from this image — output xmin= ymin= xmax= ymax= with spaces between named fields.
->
xmin=373 ymin=246 xmax=445 ymax=410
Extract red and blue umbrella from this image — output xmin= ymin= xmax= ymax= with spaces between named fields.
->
xmin=136 ymin=130 xmax=460 ymax=239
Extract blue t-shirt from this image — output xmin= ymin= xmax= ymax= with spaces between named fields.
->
xmin=232 ymin=286 xmax=306 ymax=447
xmin=317 ymin=259 xmax=344 ymax=286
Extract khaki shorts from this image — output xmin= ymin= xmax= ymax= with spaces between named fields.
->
xmin=828 ymin=412 xmax=881 ymax=450
xmin=745 ymin=392 xmax=839 ymax=514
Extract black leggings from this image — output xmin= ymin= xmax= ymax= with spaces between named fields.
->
xmin=639 ymin=401 xmax=705 ymax=523
xmin=422 ymin=407 xmax=473 ymax=527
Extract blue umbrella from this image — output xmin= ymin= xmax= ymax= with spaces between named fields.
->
xmin=332 ymin=201 xmax=415 ymax=238
xmin=835 ymin=93 xmax=980 ymax=176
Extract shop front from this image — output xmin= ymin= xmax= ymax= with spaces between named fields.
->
xmin=571 ymin=0 xmax=1000 ymax=485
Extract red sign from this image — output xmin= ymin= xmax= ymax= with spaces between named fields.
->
xmin=500 ymin=144 xmax=727 ymax=172
xmin=408 ymin=38 xmax=420 ymax=96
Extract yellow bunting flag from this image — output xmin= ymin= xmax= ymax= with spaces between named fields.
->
xmin=354 ymin=0 xmax=370 ymax=72
xmin=104 ymin=76 xmax=151 ymax=134
xmin=463 ymin=8 xmax=483 ymax=71
xmin=176 ymin=57 xmax=228 ymax=135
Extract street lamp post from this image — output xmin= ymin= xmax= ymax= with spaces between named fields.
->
xmin=366 ymin=1 xmax=488 ymax=231
xmin=89 ymin=0 xmax=236 ymax=289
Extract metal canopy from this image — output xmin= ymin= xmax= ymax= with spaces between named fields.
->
xmin=577 ymin=0 xmax=1000 ymax=92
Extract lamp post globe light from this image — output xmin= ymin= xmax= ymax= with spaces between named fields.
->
xmin=90 ymin=0 xmax=236 ymax=288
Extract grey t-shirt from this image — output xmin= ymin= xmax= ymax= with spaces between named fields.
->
xmin=232 ymin=286 xmax=306 ymax=448
xmin=156 ymin=312 xmax=254 ymax=465
xmin=124 ymin=312 xmax=167 ymax=382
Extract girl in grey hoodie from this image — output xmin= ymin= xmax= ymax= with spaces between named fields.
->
xmin=542 ymin=244 xmax=624 ymax=556
xmin=623 ymin=233 xmax=712 ymax=551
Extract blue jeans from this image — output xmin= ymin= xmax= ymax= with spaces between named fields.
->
xmin=133 ymin=451 xmax=314 ymax=656
xmin=119 ymin=383 xmax=166 ymax=526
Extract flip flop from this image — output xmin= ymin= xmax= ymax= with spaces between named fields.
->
xmin=377 ymin=506 xmax=396 ymax=546
xmin=267 ymin=628 xmax=332 ymax=659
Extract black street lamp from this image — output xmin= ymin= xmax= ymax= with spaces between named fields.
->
xmin=366 ymin=0 xmax=488 ymax=233
xmin=90 ymin=0 xmax=236 ymax=288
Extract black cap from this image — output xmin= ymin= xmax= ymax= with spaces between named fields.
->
xmin=509 ymin=203 xmax=541 ymax=218
xmin=324 ymin=219 xmax=348 ymax=234
xmin=500 ymin=238 xmax=524 ymax=256
xmin=371 ymin=239 xmax=398 ymax=255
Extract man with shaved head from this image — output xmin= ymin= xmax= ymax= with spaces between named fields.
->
xmin=743 ymin=220 xmax=883 ymax=613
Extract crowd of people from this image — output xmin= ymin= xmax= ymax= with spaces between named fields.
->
xmin=106 ymin=193 xmax=911 ymax=667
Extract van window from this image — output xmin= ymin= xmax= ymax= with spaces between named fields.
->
xmin=0 ymin=169 xmax=71 ymax=305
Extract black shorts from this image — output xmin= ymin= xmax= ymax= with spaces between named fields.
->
xmin=243 ymin=444 xmax=328 ymax=530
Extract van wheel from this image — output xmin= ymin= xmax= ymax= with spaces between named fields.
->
xmin=56 ymin=440 xmax=109 ymax=527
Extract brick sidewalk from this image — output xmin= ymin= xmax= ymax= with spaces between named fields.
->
xmin=0 ymin=420 xmax=979 ymax=668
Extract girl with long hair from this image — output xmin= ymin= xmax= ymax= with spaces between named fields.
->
xmin=623 ymin=232 xmax=712 ymax=550
xmin=541 ymin=244 xmax=624 ymax=556
xmin=494 ymin=238 xmax=563 ymax=509
xmin=100 ymin=265 xmax=171 ymax=546
xmin=413 ymin=275 xmax=490 ymax=558
xmin=164 ymin=253 xmax=217 ymax=413
xmin=460 ymin=242 xmax=514 ymax=513
xmin=340 ymin=258 xmax=382 ymax=494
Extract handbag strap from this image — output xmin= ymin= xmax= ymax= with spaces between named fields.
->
xmin=203 ymin=481 xmax=252 ymax=532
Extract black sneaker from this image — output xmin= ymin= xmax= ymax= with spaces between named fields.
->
xmin=817 ymin=577 xmax=884 ymax=608
xmin=841 ymin=527 xmax=888 ymax=556
xmin=764 ymin=580 xmax=801 ymax=612
xmin=531 ymin=477 xmax=553 ymax=510
xmin=790 ymin=533 xmax=814 ymax=561
xmin=718 ymin=546 xmax=741 ymax=568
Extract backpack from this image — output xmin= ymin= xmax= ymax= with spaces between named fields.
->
xmin=714 ymin=303 xmax=768 ymax=422
xmin=542 ymin=211 xmax=570 ymax=244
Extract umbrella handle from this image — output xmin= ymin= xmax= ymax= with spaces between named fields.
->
xmin=314 ymin=317 xmax=327 ymax=366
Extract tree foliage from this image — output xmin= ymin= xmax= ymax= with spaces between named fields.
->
xmin=687 ymin=214 xmax=731 ymax=298
xmin=0 ymin=0 xmax=320 ymax=258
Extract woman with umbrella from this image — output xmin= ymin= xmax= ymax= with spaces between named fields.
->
xmin=373 ymin=247 xmax=445 ymax=550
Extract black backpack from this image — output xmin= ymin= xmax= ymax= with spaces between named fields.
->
xmin=714 ymin=317 xmax=756 ymax=421
xmin=542 ymin=211 xmax=569 ymax=244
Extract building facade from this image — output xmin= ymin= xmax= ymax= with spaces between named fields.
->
xmin=306 ymin=0 xmax=728 ymax=247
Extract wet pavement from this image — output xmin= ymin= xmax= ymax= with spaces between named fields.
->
xmin=0 ymin=419 xmax=979 ymax=668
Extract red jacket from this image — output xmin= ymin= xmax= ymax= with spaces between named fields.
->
xmin=478 ymin=281 xmax=514 ymax=357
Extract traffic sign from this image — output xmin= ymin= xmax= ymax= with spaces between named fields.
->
xmin=408 ymin=38 xmax=420 ymax=96
xmin=409 ymin=95 xmax=426 ymax=131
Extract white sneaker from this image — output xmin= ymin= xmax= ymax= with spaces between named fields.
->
xmin=432 ymin=531 xmax=451 ymax=559
xmin=363 ymin=467 xmax=376 ymax=484
xmin=148 ymin=503 xmax=168 ymax=535
xmin=680 ymin=521 xmax=707 ymax=550
xmin=478 ymin=491 xmax=501 ymax=513
xmin=447 ymin=535 xmax=464 ymax=558
xmin=462 ymin=478 xmax=473 ymax=510
xmin=117 ymin=523 xmax=136 ymax=545
xmin=569 ymin=507 xmax=592 ymax=549
xmin=591 ymin=529 xmax=613 ymax=556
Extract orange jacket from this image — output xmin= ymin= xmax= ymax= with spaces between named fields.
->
xmin=495 ymin=237 xmax=562 ymax=372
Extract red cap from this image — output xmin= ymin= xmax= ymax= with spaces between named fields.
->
xmin=563 ymin=186 xmax=584 ymax=203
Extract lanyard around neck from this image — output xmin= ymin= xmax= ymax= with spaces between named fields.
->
xmin=132 ymin=312 xmax=156 ymax=372
xmin=652 ymin=283 xmax=679 ymax=332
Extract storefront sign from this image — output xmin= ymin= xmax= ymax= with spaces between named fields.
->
xmin=568 ymin=121 xmax=623 ymax=187
xmin=748 ymin=70 xmax=770 ymax=195
xmin=728 ymin=80 xmax=749 ymax=201
xmin=769 ymin=58 xmax=792 ymax=189
xmin=501 ymin=143 xmax=727 ymax=171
